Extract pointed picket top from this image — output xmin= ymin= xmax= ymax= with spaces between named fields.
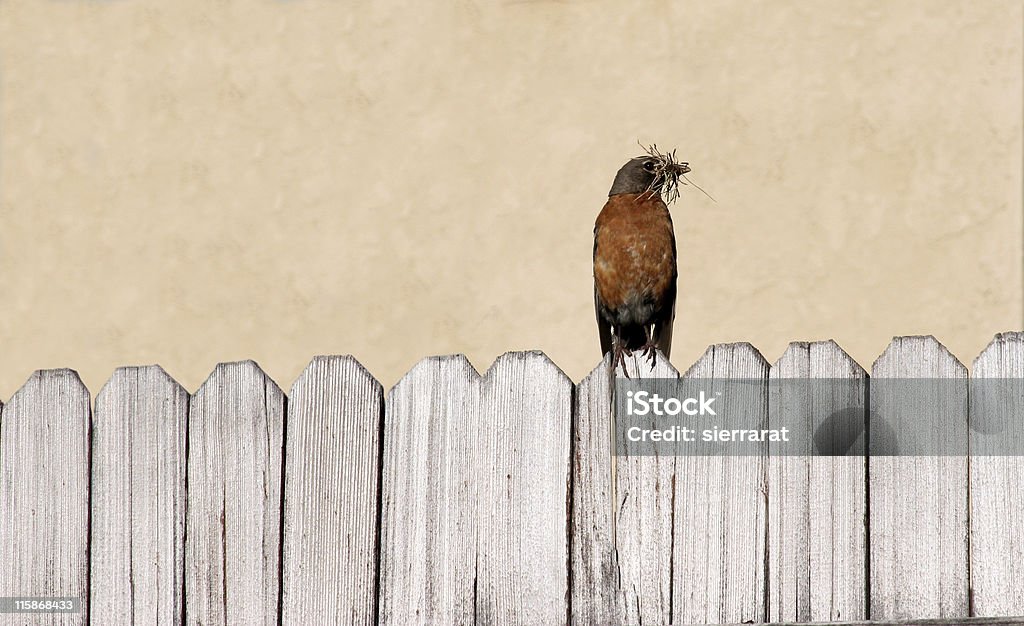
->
xmin=2 ymin=370 xmax=90 ymax=428
xmin=292 ymin=354 xmax=383 ymax=397
xmin=388 ymin=353 xmax=481 ymax=398
xmin=98 ymin=363 xmax=185 ymax=398
xmin=872 ymin=335 xmax=967 ymax=377
xmin=685 ymin=341 xmax=770 ymax=378
xmin=973 ymin=331 xmax=1024 ymax=376
xmin=772 ymin=339 xmax=866 ymax=378
xmin=283 ymin=354 xmax=383 ymax=625
xmin=194 ymin=358 xmax=284 ymax=396
xmin=6 ymin=367 xmax=88 ymax=397
xmin=0 ymin=369 xmax=86 ymax=411
xmin=92 ymin=364 xmax=188 ymax=626
xmin=3 ymin=367 xmax=90 ymax=415
xmin=187 ymin=359 xmax=284 ymax=626
xmin=482 ymin=349 xmax=572 ymax=385
xmin=0 ymin=367 xmax=91 ymax=624
xmin=969 ymin=331 xmax=1024 ymax=617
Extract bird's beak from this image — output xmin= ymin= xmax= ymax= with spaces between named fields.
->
xmin=676 ymin=163 xmax=692 ymax=175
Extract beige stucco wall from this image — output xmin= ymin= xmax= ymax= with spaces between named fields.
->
xmin=0 ymin=1 xmax=1020 ymax=398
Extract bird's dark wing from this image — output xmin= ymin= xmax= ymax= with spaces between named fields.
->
xmin=596 ymin=285 xmax=614 ymax=357
xmin=654 ymin=214 xmax=677 ymax=359
xmin=594 ymin=222 xmax=614 ymax=358
xmin=654 ymin=297 xmax=675 ymax=359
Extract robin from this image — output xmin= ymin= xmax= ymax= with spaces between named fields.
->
xmin=593 ymin=146 xmax=690 ymax=373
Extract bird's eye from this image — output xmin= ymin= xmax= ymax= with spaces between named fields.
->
xmin=642 ymin=161 xmax=656 ymax=172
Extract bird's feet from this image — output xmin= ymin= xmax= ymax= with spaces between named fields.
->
xmin=612 ymin=342 xmax=633 ymax=379
xmin=639 ymin=341 xmax=659 ymax=368
xmin=638 ymin=325 xmax=660 ymax=368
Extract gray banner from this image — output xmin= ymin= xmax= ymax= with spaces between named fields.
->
xmin=0 ymin=597 xmax=81 ymax=613
xmin=614 ymin=378 xmax=1024 ymax=456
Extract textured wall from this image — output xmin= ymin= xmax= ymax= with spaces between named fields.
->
xmin=0 ymin=1 xmax=1020 ymax=397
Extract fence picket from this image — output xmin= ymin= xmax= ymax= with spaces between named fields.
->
xmin=0 ymin=370 xmax=90 ymax=625
xmin=379 ymin=355 xmax=480 ymax=625
xmin=91 ymin=366 xmax=188 ymax=625
xmin=476 ymin=351 xmax=571 ymax=624
xmin=970 ymin=332 xmax=1024 ymax=616
xmin=282 ymin=356 xmax=382 ymax=625
xmin=607 ymin=352 xmax=679 ymax=625
xmin=571 ymin=353 xmax=625 ymax=625
xmin=672 ymin=343 xmax=769 ymax=624
xmin=869 ymin=336 xmax=969 ymax=619
xmin=768 ymin=340 xmax=867 ymax=622
xmin=185 ymin=361 xmax=284 ymax=626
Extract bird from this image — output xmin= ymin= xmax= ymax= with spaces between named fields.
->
xmin=593 ymin=145 xmax=690 ymax=374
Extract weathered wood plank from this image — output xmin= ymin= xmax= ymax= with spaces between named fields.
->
xmin=672 ymin=343 xmax=769 ymax=624
xmin=476 ymin=351 xmax=571 ymax=624
xmin=869 ymin=336 xmax=969 ymax=619
xmin=91 ymin=366 xmax=188 ymax=626
xmin=379 ymin=355 xmax=480 ymax=625
xmin=608 ymin=351 xmax=679 ymax=625
xmin=767 ymin=341 xmax=867 ymax=622
xmin=570 ymin=353 xmax=624 ymax=625
xmin=185 ymin=361 xmax=284 ymax=626
xmin=970 ymin=332 xmax=1024 ymax=616
xmin=0 ymin=370 xmax=90 ymax=625
xmin=588 ymin=348 xmax=769 ymax=624
xmin=379 ymin=351 xmax=571 ymax=625
xmin=577 ymin=346 xmax=769 ymax=624
xmin=282 ymin=356 xmax=382 ymax=625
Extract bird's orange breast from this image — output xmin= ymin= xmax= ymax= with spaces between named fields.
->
xmin=593 ymin=193 xmax=677 ymax=314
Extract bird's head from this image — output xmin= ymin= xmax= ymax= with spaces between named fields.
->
xmin=608 ymin=144 xmax=691 ymax=204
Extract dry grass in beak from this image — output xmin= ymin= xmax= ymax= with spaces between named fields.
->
xmin=640 ymin=142 xmax=716 ymax=204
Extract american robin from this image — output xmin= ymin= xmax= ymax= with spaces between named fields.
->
xmin=593 ymin=146 xmax=690 ymax=373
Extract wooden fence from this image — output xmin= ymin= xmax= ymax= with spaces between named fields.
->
xmin=0 ymin=333 xmax=1023 ymax=625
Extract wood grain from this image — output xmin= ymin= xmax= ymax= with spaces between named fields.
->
xmin=379 ymin=352 xmax=571 ymax=625
xmin=969 ymin=332 xmax=1024 ymax=616
xmin=672 ymin=343 xmax=769 ymax=625
xmin=610 ymin=351 xmax=680 ymax=625
xmin=282 ymin=356 xmax=383 ymax=625
xmin=768 ymin=340 xmax=867 ymax=622
xmin=571 ymin=353 xmax=624 ymax=625
xmin=3 ymin=337 xmax=1024 ymax=623
xmin=0 ymin=369 xmax=91 ymax=625
xmin=380 ymin=355 xmax=480 ymax=625
xmin=91 ymin=366 xmax=188 ymax=626
xmin=475 ymin=351 xmax=571 ymax=625
xmin=185 ymin=361 xmax=284 ymax=626
xmin=869 ymin=336 xmax=969 ymax=619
